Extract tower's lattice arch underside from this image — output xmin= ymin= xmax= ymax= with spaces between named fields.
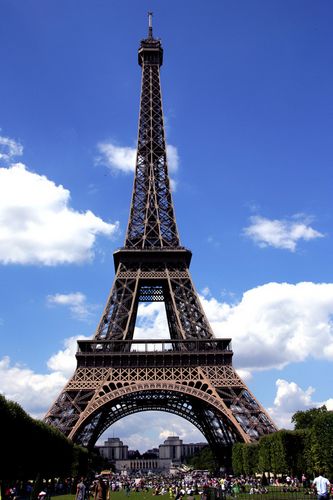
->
xmin=70 ymin=384 xmax=243 ymax=450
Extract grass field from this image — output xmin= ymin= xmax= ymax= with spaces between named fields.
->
xmin=54 ymin=493 xmax=166 ymax=500
xmin=53 ymin=489 xmax=313 ymax=500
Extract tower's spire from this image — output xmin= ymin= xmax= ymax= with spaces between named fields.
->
xmin=126 ymin=16 xmax=177 ymax=249
xmin=148 ymin=11 xmax=153 ymax=39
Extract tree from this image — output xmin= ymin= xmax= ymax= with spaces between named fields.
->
xmin=257 ymin=435 xmax=271 ymax=473
xmin=269 ymin=430 xmax=306 ymax=476
xmin=0 ymin=394 xmax=88 ymax=482
xmin=292 ymin=406 xmax=328 ymax=431
xmin=307 ymin=411 xmax=333 ymax=476
xmin=291 ymin=406 xmax=333 ymax=477
xmin=232 ymin=443 xmax=244 ymax=475
xmin=243 ymin=443 xmax=258 ymax=476
xmin=187 ymin=446 xmax=217 ymax=472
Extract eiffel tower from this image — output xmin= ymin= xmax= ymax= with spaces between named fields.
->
xmin=45 ymin=14 xmax=277 ymax=462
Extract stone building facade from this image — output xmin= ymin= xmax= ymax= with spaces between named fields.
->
xmin=97 ymin=436 xmax=206 ymax=473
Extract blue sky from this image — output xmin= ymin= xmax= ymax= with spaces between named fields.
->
xmin=1 ymin=0 xmax=333 ymax=452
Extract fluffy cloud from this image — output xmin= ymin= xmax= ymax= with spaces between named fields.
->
xmin=244 ymin=215 xmax=324 ymax=251
xmin=47 ymin=335 xmax=90 ymax=378
xmin=0 ymin=134 xmax=23 ymax=162
xmin=200 ymin=282 xmax=333 ymax=371
xmin=47 ymin=292 xmax=95 ymax=321
xmin=268 ymin=379 xmax=333 ymax=429
xmin=166 ymin=144 xmax=179 ymax=173
xmin=0 ymin=163 xmax=118 ymax=265
xmin=97 ymin=143 xmax=136 ymax=173
xmin=0 ymin=356 xmax=67 ymax=419
xmin=0 ymin=335 xmax=89 ymax=418
xmin=134 ymin=302 xmax=168 ymax=342
xmin=96 ymin=141 xmax=179 ymax=175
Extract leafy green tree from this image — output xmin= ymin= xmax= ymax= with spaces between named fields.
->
xmin=243 ymin=443 xmax=258 ymax=475
xmin=187 ymin=446 xmax=217 ymax=472
xmin=307 ymin=411 xmax=333 ymax=476
xmin=269 ymin=430 xmax=305 ymax=475
xmin=257 ymin=435 xmax=271 ymax=473
xmin=0 ymin=394 xmax=88 ymax=482
xmin=291 ymin=406 xmax=333 ymax=477
xmin=232 ymin=443 xmax=244 ymax=475
xmin=287 ymin=430 xmax=307 ymax=476
xmin=292 ymin=406 xmax=328 ymax=430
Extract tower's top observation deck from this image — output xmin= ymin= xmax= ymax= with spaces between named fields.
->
xmin=138 ymin=12 xmax=163 ymax=67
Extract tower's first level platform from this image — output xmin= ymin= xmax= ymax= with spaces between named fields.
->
xmin=76 ymin=338 xmax=233 ymax=369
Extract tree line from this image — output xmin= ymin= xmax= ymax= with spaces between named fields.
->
xmin=232 ymin=406 xmax=333 ymax=478
xmin=0 ymin=394 xmax=88 ymax=481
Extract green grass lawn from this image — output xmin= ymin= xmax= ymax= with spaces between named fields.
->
xmin=53 ymin=490 xmax=313 ymax=500
xmin=54 ymin=492 xmax=163 ymax=500
xmin=53 ymin=492 xmax=199 ymax=500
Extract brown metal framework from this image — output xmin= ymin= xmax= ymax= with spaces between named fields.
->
xmin=45 ymin=17 xmax=277 ymax=461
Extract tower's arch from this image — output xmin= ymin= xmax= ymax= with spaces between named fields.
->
xmin=69 ymin=382 xmax=248 ymax=451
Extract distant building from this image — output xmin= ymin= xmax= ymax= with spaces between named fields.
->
xmin=97 ymin=437 xmax=128 ymax=461
xmin=116 ymin=457 xmax=172 ymax=474
xmin=159 ymin=436 xmax=183 ymax=461
xmin=96 ymin=435 xmax=206 ymax=473
xmin=159 ymin=436 xmax=206 ymax=462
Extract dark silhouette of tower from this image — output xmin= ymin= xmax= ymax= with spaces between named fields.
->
xmin=45 ymin=14 xmax=277 ymax=462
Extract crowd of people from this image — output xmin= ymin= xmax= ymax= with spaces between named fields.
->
xmin=2 ymin=471 xmax=331 ymax=500
xmin=71 ymin=471 xmax=332 ymax=500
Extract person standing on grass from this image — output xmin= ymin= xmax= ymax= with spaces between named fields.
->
xmin=76 ymin=478 xmax=86 ymax=500
xmin=94 ymin=479 xmax=109 ymax=500
xmin=312 ymin=471 xmax=330 ymax=500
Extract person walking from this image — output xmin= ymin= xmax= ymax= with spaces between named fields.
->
xmin=312 ymin=471 xmax=330 ymax=500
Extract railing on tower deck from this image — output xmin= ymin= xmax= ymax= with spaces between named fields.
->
xmin=76 ymin=338 xmax=232 ymax=354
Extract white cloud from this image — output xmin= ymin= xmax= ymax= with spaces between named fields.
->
xmin=0 ymin=163 xmax=118 ymax=265
xmin=200 ymin=282 xmax=333 ymax=372
xmin=268 ymin=379 xmax=333 ymax=429
xmin=97 ymin=142 xmax=136 ymax=173
xmin=166 ymin=144 xmax=179 ymax=173
xmin=0 ymin=134 xmax=23 ymax=162
xmin=96 ymin=141 xmax=179 ymax=176
xmin=236 ymin=368 xmax=253 ymax=381
xmin=0 ymin=356 xmax=67 ymax=419
xmin=47 ymin=335 xmax=90 ymax=378
xmin=133 ymin=302 xmax=170 ymax=344
xmin=201 ymin=287 xmax=211 ymax=297
xmin=0 ymin=335 xmax=89 ymax=418
xmin=47 ymin=292 xmax=95 ymax=321
xmin=244 ymin=215 xmax=324 ymax=251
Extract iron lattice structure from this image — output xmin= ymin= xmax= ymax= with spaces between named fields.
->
xmin=45 ymin=17 xmax=277 ymax=461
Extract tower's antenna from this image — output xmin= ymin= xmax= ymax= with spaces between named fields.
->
xmin=148 ymin=11 xmax=153 ymax=38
